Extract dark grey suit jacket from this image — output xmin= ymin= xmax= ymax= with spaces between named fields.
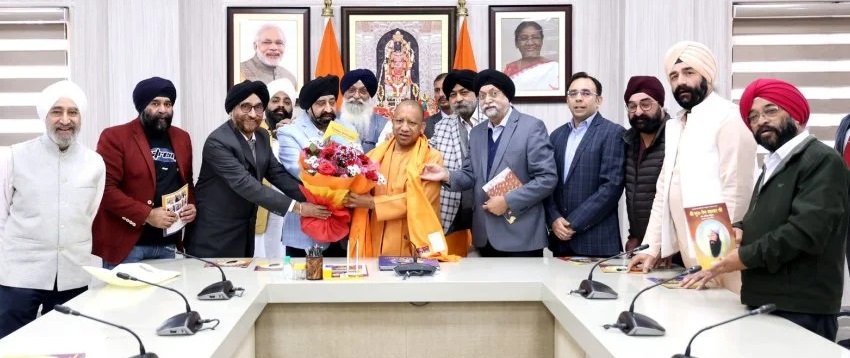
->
xmin=447 ymin=108 xmax=557 ymax=252
xmin=187 ymin=120 xmax=305 ymax=258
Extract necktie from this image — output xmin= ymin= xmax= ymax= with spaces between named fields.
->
xmin=248 ymin=138 xmax=257 ymax=163
xmin=843 ymin=142 xmax=850 ymax=168
xmin=458 ymin=119 xmax=469 ymax=158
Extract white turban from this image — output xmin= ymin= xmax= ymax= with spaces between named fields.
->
xmin=267 ymin=78 xmax=297 ymax=102
xmin=36 ymin=80 xmax=88 ymax=121
xmin=663 ymin=41 xmax=718 ymax=85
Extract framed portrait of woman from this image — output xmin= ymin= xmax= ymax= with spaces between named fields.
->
xmin=489 ymin=5 xmax=572 ymax=102
xmin=341 ymin=6 xmax=456 ymax=119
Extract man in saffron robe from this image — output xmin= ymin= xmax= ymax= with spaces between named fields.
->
xmin=345 ymin=100 xmax=446 ymax=258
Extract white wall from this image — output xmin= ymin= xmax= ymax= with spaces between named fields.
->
xmin=0 ymin=0 xmax=732 ymax=177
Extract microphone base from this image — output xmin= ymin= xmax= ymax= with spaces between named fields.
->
xmin=616 ymin=311 xmax=666 ymax=336
xmin=670 ymin=355 xmax=694 ymax=358
xmin=129 ymin=353 xmax=159 ymax=358
xmin=156 ymin=311 xmax=201 ymax=336
xmin=577 ymin=279 xmax=618 ymax=299
xmin=197 ymin=280 xmax=234 ymax=300
xmin=393 ymin=263 xmax=437 ymax=277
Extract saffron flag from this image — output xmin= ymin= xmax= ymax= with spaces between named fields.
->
xmin=453 ymin=17 xmax=477 ymax=71
xmin=315 ymin=19 xmax=345 ymax=107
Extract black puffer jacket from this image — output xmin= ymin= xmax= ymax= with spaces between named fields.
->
xmin=622 ymin=113 xmax=669 ymax=240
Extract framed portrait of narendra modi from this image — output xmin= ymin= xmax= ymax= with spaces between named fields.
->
xmin=341 ymin=7 xmax=456 ymax=119
xmin=226 ymin=7 xmax=310 ymax=91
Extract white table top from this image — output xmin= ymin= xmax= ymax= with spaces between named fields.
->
xmin=0 ymin=257 xmax=846 ymax=358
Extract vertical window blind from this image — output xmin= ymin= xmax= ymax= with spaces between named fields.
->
xmin=732 ymin=1 xmax=850 ymax=149
xmin=0 ymin=7 xmax=69 ymax=146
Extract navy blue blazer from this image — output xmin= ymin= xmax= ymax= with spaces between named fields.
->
xmin=545 ymin=113 xmax=625 ymax=257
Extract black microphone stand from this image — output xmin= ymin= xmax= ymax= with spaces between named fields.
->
xmin=671 ymin=304 xmax=776 ymax=357
xmin=116 ymin=272 xmax=203 ymax=336
xmin=393 ymin=236 xmax=437 ymax=279
xmin=168 ymin=247 xmax=243 ymax=300
xmin=54 ymin=304 xmax=159 ymax=358
xmin=570 ymin=244 xmax=649 ymax=299
xmin=604 ymin=266 xmax=702 ymax=336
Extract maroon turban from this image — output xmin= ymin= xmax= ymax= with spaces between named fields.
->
xmin=623 ymin=76 xmax=665 ymax=107
xmin=738 ymin=78 xmax=809 ymax=127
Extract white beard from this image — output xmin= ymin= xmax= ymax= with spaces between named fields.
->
xmin=257 ymin=52 xmax=281 ymax=67
xmin=341 ymin=99 xmax=375 ymax=137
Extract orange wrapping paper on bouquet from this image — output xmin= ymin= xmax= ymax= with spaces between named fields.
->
xmin=297 ymin=143 xmax=381 ymax=243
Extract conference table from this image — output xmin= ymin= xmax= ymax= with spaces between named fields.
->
xmin=0 ymin=257 xmax=846 ymax=358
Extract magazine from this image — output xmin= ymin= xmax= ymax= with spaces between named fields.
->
xmin=204 ymin=258 xmax=252 ymax=268
xmin=647 ymin=276 xmax=686 ymax=289
xmin=599 ymin=263 xmax=643 ymax=274
xmin=647 ymin=275 xmax=719 ymax=289
xmin=161 ymin=183 xmax=189 ymax=236
xmin=323 ymin=264 xmax=368 ymax=278
xmin=684 ymin=203 xmax=735 ymax=270
xmin=556 ymin=256 xmax=602 ymax=265
xmin=254 ymin=261 xmax=283 ymax=271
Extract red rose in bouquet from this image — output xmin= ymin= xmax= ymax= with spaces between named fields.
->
xmin=316 ymin=161 xmax=336 ymax=175
xmin=298 ymin=140 xmax=385 ymax=242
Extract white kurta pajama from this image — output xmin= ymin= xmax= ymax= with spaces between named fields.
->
xmin=643 ymin=92 xmax=758 ymax=292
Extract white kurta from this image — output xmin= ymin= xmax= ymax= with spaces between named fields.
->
xmin=643 ymin=92 xmax=757 ymax=262
xmin=0 ymin=135 xmax=105 ymax=291
xmin=254 ymin=128 xmax=284 ymax=258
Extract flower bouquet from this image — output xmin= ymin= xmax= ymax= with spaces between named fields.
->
xmin=298 ymin=140 xmax=385 ymax=242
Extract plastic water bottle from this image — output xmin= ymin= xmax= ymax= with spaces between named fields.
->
xmin=283 ymin=256 xmax=295 ymax=280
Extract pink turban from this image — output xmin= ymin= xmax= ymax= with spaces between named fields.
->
xmin=738 ymin=78 xmax=809 ymax=128
xmin=663 ymin=41 xmax=717 ymax=84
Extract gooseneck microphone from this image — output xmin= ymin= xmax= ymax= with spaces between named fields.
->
xmin=569 ymin=244 xmax=649 ymax=299
xmin=604 ymin=265 xmax=702 ymax=336
xmin=53 ymin=304 xmax=159 ymax=358
xmin=167 ymin=247 xmax=244 ymax=300
xmin=671 ymin=304 xmax=776 ymax=358
xmin=116 ymin=272 xmax=203 ymax=336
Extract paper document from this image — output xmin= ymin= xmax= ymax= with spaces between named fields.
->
xmin=83 ymin=263 xmax=180 ymax=287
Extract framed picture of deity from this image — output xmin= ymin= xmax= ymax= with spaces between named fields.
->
xmin=341 ymin=6 xmax=456 ymax=119
xmin=489 ymin=5 xmax=572 ymax=102
xmin=226 ymin=7 xmax=310 ymax=91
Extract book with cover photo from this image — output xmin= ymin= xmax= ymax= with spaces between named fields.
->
xmin=378 ymin=256 xmax=440 ymax=271
xmin=481 ymin=167 xmax=522 ymax=224
xmin=684 ymin=203 xmax=735 ymax=270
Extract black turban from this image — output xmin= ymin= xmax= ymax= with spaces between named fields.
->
xmin=442 ymin=69 xmax=477 ymax=99
xmin=225 ymin=80 xmax=269 ymax=113
xmin=299 ymin=75 xmax=340 ymax=110
xmin=133 ymin=77 xmax=176 ymax=113
xmin=474 ymin=69 xmax=515 ymax=102
xmin=341 ymin=69 xmax=378 ymax=97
